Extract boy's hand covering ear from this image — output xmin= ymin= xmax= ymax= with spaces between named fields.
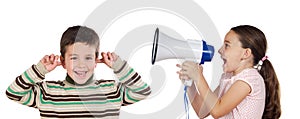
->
xmin=40 ymin=54 xmax=61 ymax=73
xmin=97 ymin=52 xmax=119 ymax=68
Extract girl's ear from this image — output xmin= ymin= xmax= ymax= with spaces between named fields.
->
xmin=60 ymin=56 xmax=66 ymax=69
xmin=242 ymin=48 xmax=252 ymax=59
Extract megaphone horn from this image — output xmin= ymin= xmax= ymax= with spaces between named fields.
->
xmin=151 ymin=28 xmax=214 ymax=65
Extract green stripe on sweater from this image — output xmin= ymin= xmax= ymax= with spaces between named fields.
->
xmin=23 ymin=90 xmax=32 ymax=105
xmin=39 ymin=91 xmax=122 ymax=105
xmin=125 ymin=89 xmax=139 ymax=102
xmin=24 ymin=71 xmax=35 ymax=84
xmin=131 ymin=84 xmax=148 ymax=92
xmin=7 ymin=87 xmax=33 ymax=105
xmin=7 ymin=87 xmax=29 ymax=95
xmin=119 ymin=68 xmax=134 ymax=81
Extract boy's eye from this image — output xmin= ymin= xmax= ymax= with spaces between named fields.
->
xmin=86 ymin=57 xmax=93 ymax=60
xmin=70 ymin=57 xmax=77 ymax=60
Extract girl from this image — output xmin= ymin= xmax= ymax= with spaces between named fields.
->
xmin=177 ymin=25 xmax=281 ymax=118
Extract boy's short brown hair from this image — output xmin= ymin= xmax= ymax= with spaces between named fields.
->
xmin=60 ymin=25 xmax=100 ymax=58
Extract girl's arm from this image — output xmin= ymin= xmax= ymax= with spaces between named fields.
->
xmin=188 ymin=84 xmax=220 ymax=118
xmin=195 ymin=75 xmax=250 ymax=118
xmin=178 ymin=61 xmax=251 ymax=118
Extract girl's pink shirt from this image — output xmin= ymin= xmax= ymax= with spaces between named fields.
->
xmin=218 ymin=68 xmax=265 ymax=119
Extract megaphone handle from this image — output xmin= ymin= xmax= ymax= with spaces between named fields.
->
xmin=181 ymin=61 xmax=200 ymax=87
xmin=183 ymin=79 xmax=193 ymax=86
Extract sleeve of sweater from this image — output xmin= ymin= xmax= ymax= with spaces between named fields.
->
xmin=6 ymin=61 xmax=48 ymax=108
xmin=112 ymin=57 xmax=151 ymax=106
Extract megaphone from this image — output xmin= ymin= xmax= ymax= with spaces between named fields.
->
xmin=151 ymin=28 xmax=214 ymax=86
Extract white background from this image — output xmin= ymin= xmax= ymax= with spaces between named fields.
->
xmin=0 ymin=0 xmax=299 ymax=118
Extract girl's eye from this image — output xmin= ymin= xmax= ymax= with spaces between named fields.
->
xmin=225 ymin=43 xmax=229 ymax=48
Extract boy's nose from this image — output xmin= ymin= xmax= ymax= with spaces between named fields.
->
xmin=77 ymin=60 xmax=86 ymax=67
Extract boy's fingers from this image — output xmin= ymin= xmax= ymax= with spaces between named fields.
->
xmin=54 ymin=55 xmax=61 ymax=66
xmin=96 ymin=59 xmax=104 ymax=63
xmin=56 ymin=61 xmax=62 ymax=66
xmin=41 ymin=55 xmax=46 ymax=63
xmin=101 ymin=52 xmax=106 ymax=58
xmin=43 ymin=55 xmax=48 ymax=59
xmin=45 ymin=55 xmax=50 ymax=63
xmin=48 ymin=54 xmax=56 ymax=63
xmin=107 ymin=52 xmax=113 ymax=61
xmin=54 ymin=55 xmax=59 ymax=61
xmin=49 ymin=54 xmax=55 ymax=62
xmin=101 ymin=52 xmax=109 ymax=62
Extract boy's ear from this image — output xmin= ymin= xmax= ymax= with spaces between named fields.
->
xmin=94 ymin=58 xmax=98 ymax=68
xmin=60 ymin=56 xmax=66 ymax=69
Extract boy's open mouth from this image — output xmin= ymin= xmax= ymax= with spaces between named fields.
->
xmin=74 ymin=71 xmax=87 ymax=78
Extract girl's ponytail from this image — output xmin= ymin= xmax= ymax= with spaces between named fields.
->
xmin=259 ymin=59 xmax=281 ymax=119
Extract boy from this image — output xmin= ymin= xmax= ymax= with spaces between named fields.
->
xmin=6 ymin=25 xmax=151 ymax=118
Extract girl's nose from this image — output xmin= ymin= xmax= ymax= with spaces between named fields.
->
xmin=218 ymin=46 xmax=223 ymax=55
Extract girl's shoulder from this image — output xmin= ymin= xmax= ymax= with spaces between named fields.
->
xmin=220 ymin=68 xmax=263 ymax=85
xmin=235 ymin=68 xmax=262 ymax=80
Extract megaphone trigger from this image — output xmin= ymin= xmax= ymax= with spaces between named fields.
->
xmin=183 ymin=80 xmax=193 ymax=87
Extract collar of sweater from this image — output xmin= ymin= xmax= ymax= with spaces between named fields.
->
xmin=65 ymin=74 xmax=94 ymax=86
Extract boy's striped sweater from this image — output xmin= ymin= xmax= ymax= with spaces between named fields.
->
xmin=6 ymin=58 xmax=151 ymax=118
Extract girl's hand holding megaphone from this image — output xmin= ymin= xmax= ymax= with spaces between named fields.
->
xmin=176 ymin=61 xmax=204 ymax=83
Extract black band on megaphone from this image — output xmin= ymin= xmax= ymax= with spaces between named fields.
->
xmin=151 ymin=28 xmax=159 ymax=65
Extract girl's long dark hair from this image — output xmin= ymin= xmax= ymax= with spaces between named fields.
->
xmin=231 ymin=25 xmax=281 ymax=119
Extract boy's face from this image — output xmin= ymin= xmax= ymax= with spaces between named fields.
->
xmin=62 ymin=42 xmax=97 ymax=84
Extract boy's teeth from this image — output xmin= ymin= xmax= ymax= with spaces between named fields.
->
xmin=75 ymin=71 xmax=86 ymax=76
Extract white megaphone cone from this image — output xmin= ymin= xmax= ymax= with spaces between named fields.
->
xmin=151 ymin=28 xmax=214 ymax=86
